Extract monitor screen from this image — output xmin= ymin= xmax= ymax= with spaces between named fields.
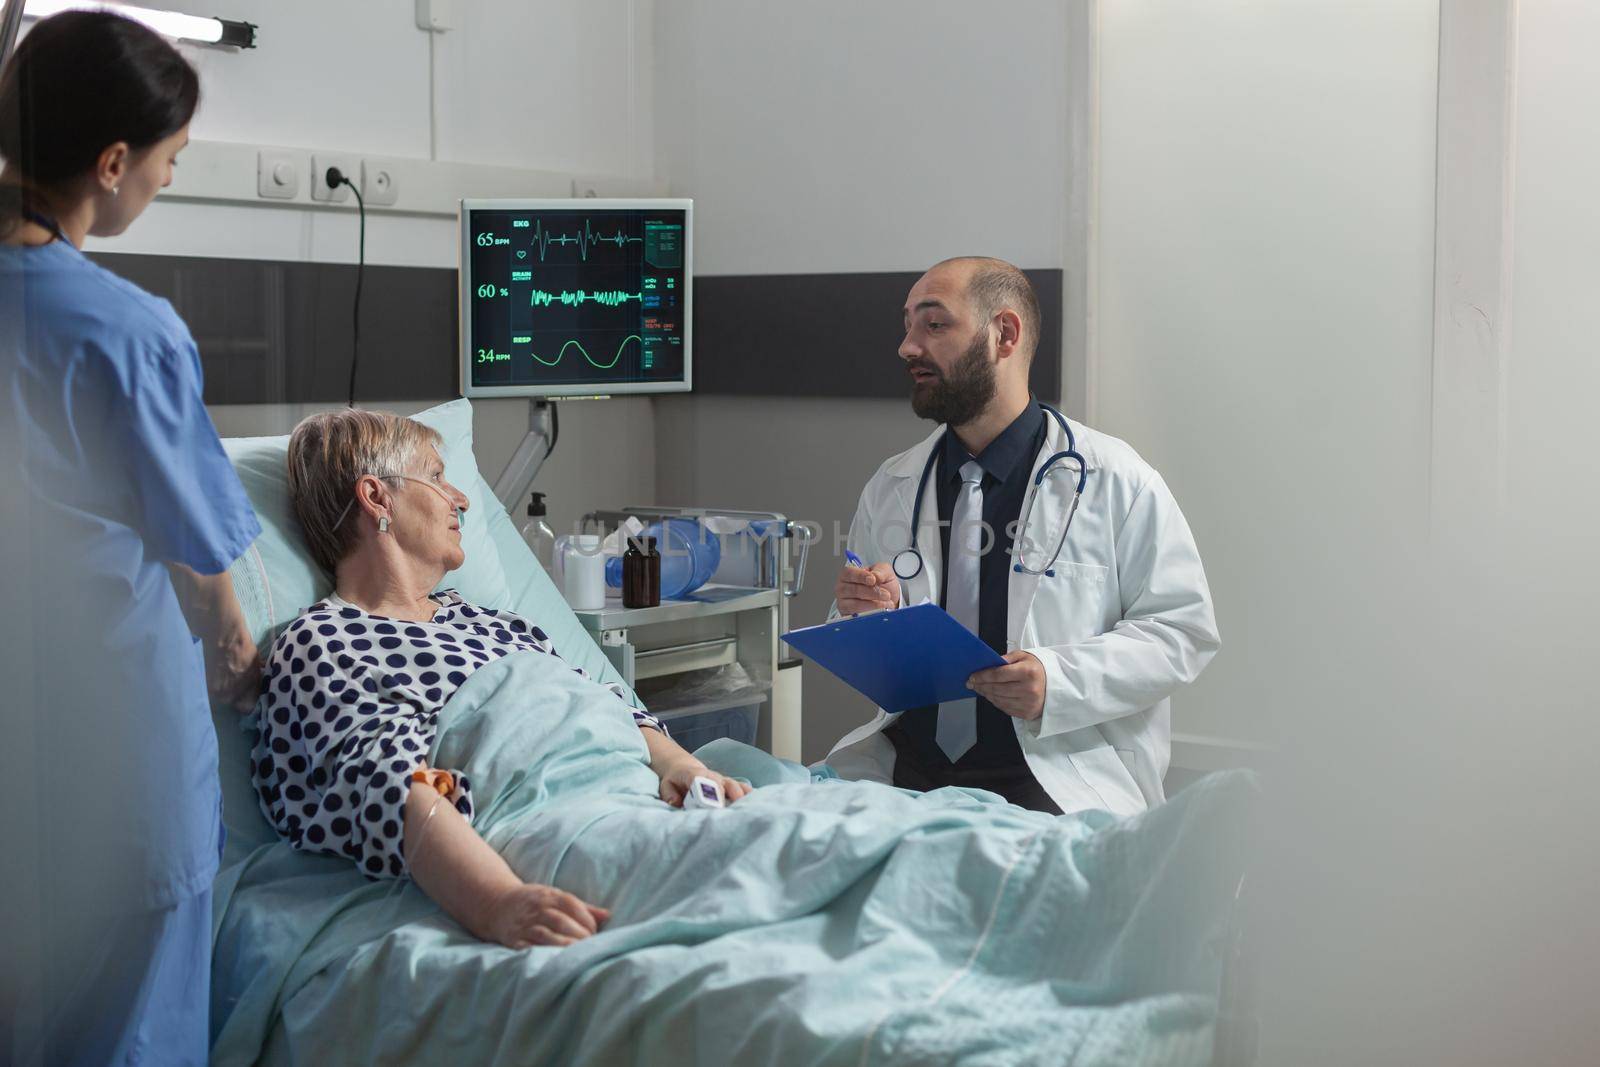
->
xmin=459 ymin=198 xmax=692 ymax=398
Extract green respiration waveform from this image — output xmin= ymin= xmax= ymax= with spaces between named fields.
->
xmin=527 ymin=334 xmax=645 ymax=369
xmin=530 ymin=288 xmax=642 ymax=308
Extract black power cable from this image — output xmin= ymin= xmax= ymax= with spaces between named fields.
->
xmin=324 ymin=166 xmax=365 ymax=407
xmin=546 ymin=399 xmax=559 ymax=460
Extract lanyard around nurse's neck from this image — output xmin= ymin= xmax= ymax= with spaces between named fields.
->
xmin=20 ymin=206 xmax=66 ymax=244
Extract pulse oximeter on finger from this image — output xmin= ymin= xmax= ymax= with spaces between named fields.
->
xmin=683 ymin=775 xmax=726 ymax=810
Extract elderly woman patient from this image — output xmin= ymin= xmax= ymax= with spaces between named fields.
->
xmin=250 ymin=410 xmax=746 ymax=950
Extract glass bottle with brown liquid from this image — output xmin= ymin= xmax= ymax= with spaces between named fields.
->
xmin=622 ymin=535 xmax=661 ymax=608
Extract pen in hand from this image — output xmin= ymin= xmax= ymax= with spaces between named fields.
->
xmin=838 ymin=551 xmax=898 ymax=614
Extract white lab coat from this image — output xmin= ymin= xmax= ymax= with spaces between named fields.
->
xmin=825 ymin=415 xmax=1219 ymax=816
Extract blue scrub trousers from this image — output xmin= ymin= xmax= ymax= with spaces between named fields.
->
xmin=21 ymin=888 xmax=212 ymax=1067
xmin=123 ymin=888 xmax=213 ymax=1067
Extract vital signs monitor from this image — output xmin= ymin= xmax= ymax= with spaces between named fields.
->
xmin=459 ymin=198 xmax=692 ymax=398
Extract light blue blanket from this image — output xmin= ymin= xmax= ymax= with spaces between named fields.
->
xmin=212 ymin=651 xmax=1253 ymax=1066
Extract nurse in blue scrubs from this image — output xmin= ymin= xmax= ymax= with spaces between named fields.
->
xmin=0 ymin=13 xmax=261 ymax=1066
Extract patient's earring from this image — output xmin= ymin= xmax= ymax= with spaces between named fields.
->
xmin=378 ymin=515 xmax=391 ymax=533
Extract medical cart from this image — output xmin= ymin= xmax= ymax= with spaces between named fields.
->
xmin=574 ymin=507 xmax=810 ymax=761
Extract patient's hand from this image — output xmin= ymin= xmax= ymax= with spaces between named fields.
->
xmin=638 ymin=728 xmax=750 ymax=807
xmin=486 ymin=882 xmax=611 ymax=949
xmin=658 ymin=758 xmax=750 ymax=808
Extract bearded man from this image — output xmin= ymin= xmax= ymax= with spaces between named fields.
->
xmin=822 ymin=257 xmax=1220 ymax=816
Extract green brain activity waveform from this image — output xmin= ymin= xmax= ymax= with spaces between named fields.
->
xmin=530 ymin=288 xmax=642 ymax=309
xmin=526 ymin=334 xmax=644 ymax=369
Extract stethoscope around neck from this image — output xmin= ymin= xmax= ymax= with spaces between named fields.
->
xmin=890 ymin=403 xmax=1087 ymax=582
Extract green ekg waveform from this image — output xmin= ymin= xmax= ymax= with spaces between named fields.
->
xmin=530 ymin=288 xmax=642 ymax=309
xmin=528 ymin=334 xmax=644 ymax=369
xmin=528 ymin=219 xmax=643 ymax=262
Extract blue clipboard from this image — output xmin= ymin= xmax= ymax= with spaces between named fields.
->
xmin=780 ymin=603 xmax=1007 ymax=712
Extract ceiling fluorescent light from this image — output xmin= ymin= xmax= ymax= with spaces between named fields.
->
xmin=23 ymin=1 xmax=255 ymax=48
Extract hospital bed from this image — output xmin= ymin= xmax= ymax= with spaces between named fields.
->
xmin=208 ymin=399 xmax=1257 ymax=1067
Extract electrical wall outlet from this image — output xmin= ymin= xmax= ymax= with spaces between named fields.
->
xmin=256 ymin=150 xmax=299 ymax=200
xmin=415 ymin=0 xmax=457 ymax=32
xmin=310 ymin=154 xmax=355 ymax=203
xmin=360 ymin=160 xmax=399 ymax=207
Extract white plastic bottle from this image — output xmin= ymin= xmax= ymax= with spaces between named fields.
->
xmin=519 ymin=491 xmax=556 ymax=571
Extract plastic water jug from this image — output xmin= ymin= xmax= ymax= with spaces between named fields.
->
xmin=553 ymin=534 xmax=606 ymax=610
xmin=605 ymin=518 xmax=721 ymax=600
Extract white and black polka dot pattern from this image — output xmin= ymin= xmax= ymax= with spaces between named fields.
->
xmin=250 ymin=590 xmax=664 ymax=881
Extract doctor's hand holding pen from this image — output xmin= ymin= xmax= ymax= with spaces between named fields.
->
xmin=835 ymin=551 xmax=900 ymax=615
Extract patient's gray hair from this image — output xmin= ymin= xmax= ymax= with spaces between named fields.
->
xmin=935 ymin=256 xmax=1041 ymax=361
xmin=287 ymin=410 xmax=442 ymax=574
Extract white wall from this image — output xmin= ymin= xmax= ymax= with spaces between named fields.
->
xmin=652 ymin=0 xmax=1075 ymax=760
xmin=1090 ymin=4 xmax=1600 ymax=1062
xmin=1091 ymin=3 xmax=1447 ymax=1061
xmin=654 ymin=0 xmax=1069 ymax=276
xmin=1398 ymin=2 xmax=1600 ymax=1058
xmin=88 ymin=0 xmax=656 ymax=269
xmin=1095 ymin=0 xmax=1439 ymax=747
xmin=1505 ymin=2 xmax=1600 ymax=524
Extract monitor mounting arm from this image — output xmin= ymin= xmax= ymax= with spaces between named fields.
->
xmin=491 ymin=399 xmax=554 ymax=511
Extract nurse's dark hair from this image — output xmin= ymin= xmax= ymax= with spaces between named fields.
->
xmin=0 ymin=11 xmax=198 ymax=234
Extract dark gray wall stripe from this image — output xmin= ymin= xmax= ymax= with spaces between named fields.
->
xmin=89 ymin=252 xmax=459 ymax=405
xmin=88 ymin=254 xmax=1061 ymax=404
xmin=691 ymin=270 xmax=1062 ymax=403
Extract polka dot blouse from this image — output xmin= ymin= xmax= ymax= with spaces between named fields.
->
xmin=250 ymin=590 xmax=664 ymax=880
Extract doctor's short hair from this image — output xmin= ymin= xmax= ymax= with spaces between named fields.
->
xmin=937 ymin=257 xmax=1042 ymax=361
xmin=287 ymin=410 xmax=443 ymax=574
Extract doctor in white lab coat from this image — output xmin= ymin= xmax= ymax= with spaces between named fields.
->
xmin=826 ymin=257 xmax=1218 ymax=816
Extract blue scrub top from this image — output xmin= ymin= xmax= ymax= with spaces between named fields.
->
xmin=0 ymin=239 xmax=260 ymax=910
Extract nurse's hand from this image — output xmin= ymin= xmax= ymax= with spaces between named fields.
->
xmin=172 ymin=565 xmax=265 ymax=712
xmin=835 ymin=561 xmax=899 ymax=614
xmin=967 ymin=651 xmax=1047 ymax=721
xmin=209 ymin=617 xmax=265 ymax=713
